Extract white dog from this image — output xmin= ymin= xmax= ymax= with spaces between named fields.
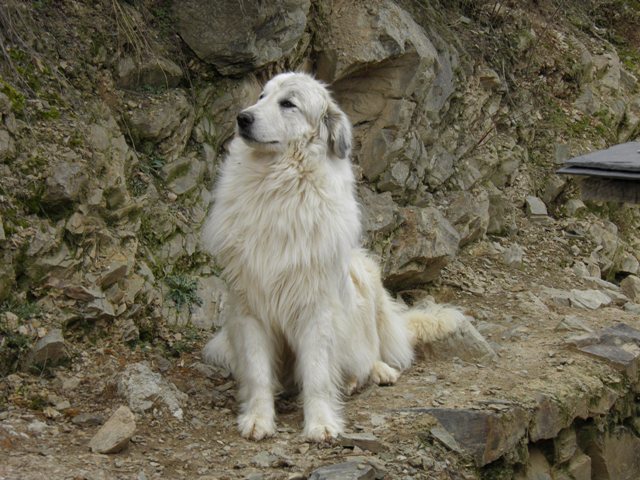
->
xmin=201 ymin=72 xmax=463 ymax=442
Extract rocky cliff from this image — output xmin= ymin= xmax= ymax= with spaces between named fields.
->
xmin=1 ymin=1 xmax=640 ymax=479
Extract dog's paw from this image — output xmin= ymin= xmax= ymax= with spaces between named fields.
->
xmin=304 ymin=422 xmax=341 ymax=442
xmin=238 ymin=412 xmax=276 ymax=441
xmin=344 ymin=376 xmax=359 ymax=396
xmin=370 ymin=361 xmax=400 ymax=386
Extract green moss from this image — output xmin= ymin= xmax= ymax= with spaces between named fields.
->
xmin=20 ymin=180 xmax=46 ymax=216
xmin=619 ymin=45 xmax=640 ymax=74
xmin=544 ymin=102 xmax=616 ymax=143
xmin=0 ymin=205 xmax=29 ymax=237
xmin=68 ymin=131 xmax=84 ymax=148
xmin=0 ymin=80 xmax=26 ymax=114
xmin=165 ymin=274 xmax=202 ymax=311
xmin=1 ymin=298 xmax=41 ymax=320
xmin=37 ymin=106 xmax=60 ymax=120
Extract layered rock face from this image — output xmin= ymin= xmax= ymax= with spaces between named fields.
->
xmin=0 ymin=0 xmax=638 ymax=347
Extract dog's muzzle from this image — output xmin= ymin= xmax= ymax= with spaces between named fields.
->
xmin=237 ymin=111 xmax=254 ymax=137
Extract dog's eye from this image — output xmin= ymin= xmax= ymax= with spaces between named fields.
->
xmin=258 ymin=93 xmax=265 ymax=100
xmin=279 ymin=99 xmax=296 ymax=109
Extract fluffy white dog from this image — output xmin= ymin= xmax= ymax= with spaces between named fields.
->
xmin=201 ymin=72 xmax=463 ymax=442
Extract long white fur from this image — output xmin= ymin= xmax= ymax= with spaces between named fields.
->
xmin=201 ymin=72 xmax=463 ymax=442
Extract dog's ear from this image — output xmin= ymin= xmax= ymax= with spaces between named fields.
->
xmin=324 ymin=100 xmax=352 ymax=159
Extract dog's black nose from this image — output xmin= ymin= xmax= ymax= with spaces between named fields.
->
xmin=237 ymin=111 xmax=254 ymax=130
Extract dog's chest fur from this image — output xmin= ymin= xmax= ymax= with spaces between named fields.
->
xmin=204 ymin=140 xmax=360 ymax=323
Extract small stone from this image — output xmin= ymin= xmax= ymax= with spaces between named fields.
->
xmin=61 ymin=376 xmax=81 ymax=392
xmin=569 ymin=289 xmax=611 ymax=310
xmin=619 ymin=253 xmax=639 ymax=275
xmin=251 ymin=451 xmax=279 ymax=468
xmin=541 ymin=176 xmax=566 ymax=205
xmin=428 ymin=426 xmax=463 ymax=453
xmin=88 ymin=406 xmax=136 ymax=454
xmin=43 ymin=406 xmax=62 ymax=419
xmin=26 ymin=329 xmax=68 ymax=368
xmin=623 ymin=302 xmax=640 ymax=314
xmin=27 ymin=420 xmax=48 ymax=435
xmin=572 ymin=261 xmax=591 ymax=278
xmin=55 ymin=400 xmax=71 ymax=410
xmin=555 ymin=315 xmax=594 ymax=333
xmin=338 ymin=432 xmax=386 ymax=453
xmin=525 ymin=196 xmax=548 ymax=216
xmin=121 ymin=319 xmax=140 ymax=343
xmin=501 ymin=244 xmax=524 ymax=267
xmin=554 ymin=428 xmax=577 ymax=464
xmin=620 ymin=275 xmax=640 ymax=302
xmin=162 ymin=156 xmax=206 ymax=196
xmin=567 ymin=452 xmax=591 ymax=480
xmin=72 ymin=413 xmax=106 ymax=427
xmin=117 ymin=362 xmax=187 ymax=420
xmin=298 ymin=443 xmax=310 ymax=454
xmin=99 ymin=260 xmax=129 ymax=288
xmin=308 ymin=461 xmax=377 ymax=480
xmin=565 ymin=199 xmax=586 ymax=216
xmin=153 ymin=355 xmax=172 ymax=373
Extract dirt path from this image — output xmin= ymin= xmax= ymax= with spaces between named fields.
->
xmin=1 ymin=215 xmax=639 ymax=480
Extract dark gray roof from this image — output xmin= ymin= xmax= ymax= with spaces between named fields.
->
xmin=557 ymin=141 xmax=640 ymax=179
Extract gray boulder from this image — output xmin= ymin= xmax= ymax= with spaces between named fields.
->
xmin=620 ymin=275 xmax=640 ymax=302
xmin=26 ymin=329 xmax=69 ymax=369
xmin=175 ymin=0 xmax=310 ymax=75
xmin=42 ymin=155 xmax=88 ymax=209
xmin=88 ymin=406 xmax=136 ymax=454
xmin=117 ymin=362 xmax=187 ymax=420
xmin=381 ymin=206 xmax=459 ymax=289
xmin=125 ymin=90 xmax=194 ymax=161
xmin=115 ymin=55 xmax=183 ymax=90
xmin=162 ymin=156 xmax=206 ymax=197
xmin=359 ymin=187 xmax=400 ymax=247
xmin=445 ymin=190 xmax=490 ymax=246
xmin=525 ymin=195 xmax=548 ymax=216
xmin=315 ymin=0 xmax=438 ymax=185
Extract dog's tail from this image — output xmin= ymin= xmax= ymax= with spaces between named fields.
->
xmin=404 ymin=302 xmax=466 ymax=345
xmin=375 ymin=287 xmax=465 ymax=371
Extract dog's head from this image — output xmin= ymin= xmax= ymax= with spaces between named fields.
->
xmin=236 ymin=72 xmax=352 ymax=159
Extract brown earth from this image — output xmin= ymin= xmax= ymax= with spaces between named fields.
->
xmin=1 ymin=209 xmax=637 ymax=480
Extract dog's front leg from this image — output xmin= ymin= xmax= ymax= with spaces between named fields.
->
xmin=229 ymin=314 xmax=277 ymax=440
xmin=294 ymin=313 xmax=343 ymax=442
